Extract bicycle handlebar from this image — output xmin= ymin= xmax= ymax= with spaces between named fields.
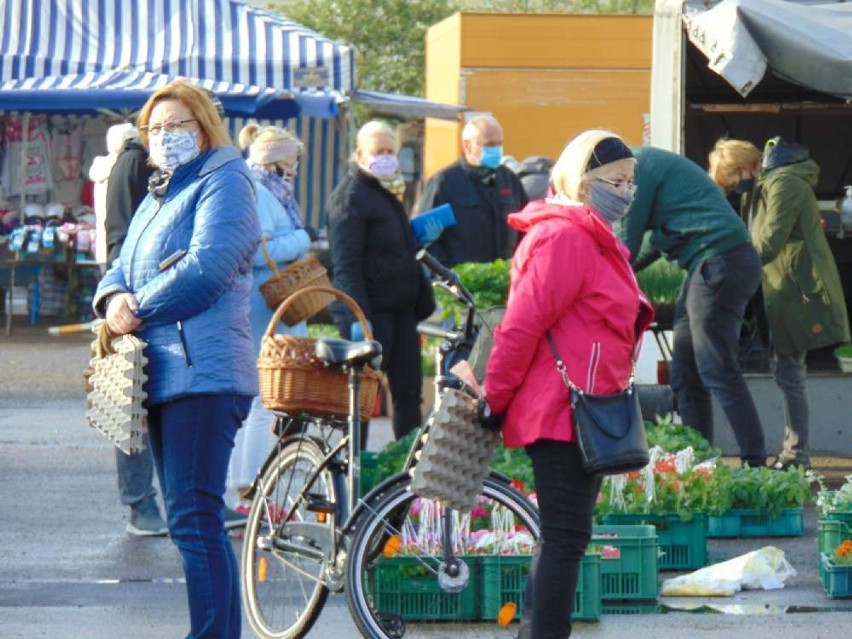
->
xmin=416 ymin=249 xmax=475 ymax=307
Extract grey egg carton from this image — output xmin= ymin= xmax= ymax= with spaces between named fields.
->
xmin=86 ymin=330 xmax=149 ymax=455
xmin=410 ymin=388 xmax=500 ymax=513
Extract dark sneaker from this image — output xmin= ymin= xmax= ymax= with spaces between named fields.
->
xmin=223 ymin=505 xmax=248 ymax=529
xmin=127 ymin=498 xmax=169 ymax=537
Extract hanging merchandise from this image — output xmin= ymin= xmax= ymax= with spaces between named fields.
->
xmin=50 ymin=115 xmax=84 ymax=207
xmin=1 ymin=115 xmax=53 ymax=197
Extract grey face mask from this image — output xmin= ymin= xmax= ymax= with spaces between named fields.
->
xmin=587 ymin=181 xmax=635 ymax=224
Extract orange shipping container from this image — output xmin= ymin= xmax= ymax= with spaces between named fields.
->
xmin=424 ymin=13 xmax=652 ymax=179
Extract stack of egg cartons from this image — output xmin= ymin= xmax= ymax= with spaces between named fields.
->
xmin=410 ymin=388 xmax=499 ymax=512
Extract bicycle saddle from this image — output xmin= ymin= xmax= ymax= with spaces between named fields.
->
xmin=314 ymin=338 xmax=382 ymax=369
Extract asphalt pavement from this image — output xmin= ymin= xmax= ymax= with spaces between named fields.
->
xmin=3 ymin=323 xmax=852 ymax=638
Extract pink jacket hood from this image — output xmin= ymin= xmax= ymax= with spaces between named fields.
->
xmin=485 ymin=199 xmax=654 ymax=448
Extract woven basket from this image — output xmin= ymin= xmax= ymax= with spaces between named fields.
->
xmin=258 ymin=241 xmax=333 ymax=325
xmin=258 ymin=285 xmax=381 ymax=420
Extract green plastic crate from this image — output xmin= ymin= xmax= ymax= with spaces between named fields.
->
xmin=371 ymin=555 xmax=480 ymax=620
xmin=591 ymin=525 xmax=658 ymax=601
xmin=817 ymin=520 xmax=852 ymax=585
xmin=826 ymin=511 xmax=852 ymax=526
xmin=818 ymin=519 xmax=852 ymax=554
xmin=602 ymin=513 xmax=707 ymax=571
xmin=707 ymin=508 xmax=803 ymax=538
xmin=479 ymin=553 xmax=602 ymax=622
xmin=359 ymin=450 xmax=378 ymax=497
xmin=820 ymin=552 xmax=852 ymax=598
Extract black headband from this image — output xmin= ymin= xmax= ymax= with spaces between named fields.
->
xmin=586 ymin=137 xmax=633 ymax=172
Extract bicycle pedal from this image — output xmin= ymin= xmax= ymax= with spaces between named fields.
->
xmin=306 ymin=494 xmax=335 ymax=514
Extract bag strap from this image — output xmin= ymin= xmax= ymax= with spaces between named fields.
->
xmin=545 ymin=331 xmax=582 ymax=393
xmin=545 ymin=331 xmax=635 ymax=395
xmin=258 ymin=236 xmax=279 ymax=274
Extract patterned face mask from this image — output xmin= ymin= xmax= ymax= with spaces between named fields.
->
xmin=148 ymin=130 xmax=201 ymax=171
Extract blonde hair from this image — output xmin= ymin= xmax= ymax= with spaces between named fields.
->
xmin=137 ymin=79 xmax=229 ymax=151
xmin=708 ymin=139 xmax=762 ymax=190
xmin=238 ymin=122 xmax=302 ymax=166
xmin=551 ymin=129 xmax=626 ymax=201
xmin=355 ymin=120 xmax=398 ymax=154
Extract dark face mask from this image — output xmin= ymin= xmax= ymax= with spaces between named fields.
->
xmin=274 ymin=165 xmax=286 ymax=178
xmin=734 ymin=177 xmax=755 ymax=195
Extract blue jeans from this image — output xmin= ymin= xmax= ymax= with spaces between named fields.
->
xmin=147 ymin=393 xmax=253 ymax=639
xmin=116 ymin=432 xmax=158 ymax=506
xmin=670 ymin=243 xmax=767 ymax=465
xmin=518 ymin=440 xmax=600 ymax=639
xmin=771 ymin=350 xmax=810 ymax=464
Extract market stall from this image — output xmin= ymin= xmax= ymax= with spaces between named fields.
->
xmin=0 ymin=0 xmax=358 ymax=331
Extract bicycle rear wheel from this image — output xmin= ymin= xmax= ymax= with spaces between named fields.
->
xmin=241 ymin=437 xmax=335 ymax=639
xmin=345 ymin=476 xmax=541 ymax=639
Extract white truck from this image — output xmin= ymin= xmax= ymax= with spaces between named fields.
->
xmin=645 ymin=0 xmax=852 ymax=455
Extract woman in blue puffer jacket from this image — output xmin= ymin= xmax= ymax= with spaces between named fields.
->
xmin=93 ymin=80 xmax=258 ymax=639
xmin=229 ymin=123 xmax=311 ymax=511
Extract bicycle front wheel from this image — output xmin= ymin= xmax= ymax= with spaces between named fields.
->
xmin=345 ymin=476 xmax=541 ymax=639
xmin=241 ymin=437 xmax=335 ymax=639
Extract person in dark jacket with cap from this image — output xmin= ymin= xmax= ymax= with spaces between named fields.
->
xmin=326 ymin=120 xmax=435 ymax=441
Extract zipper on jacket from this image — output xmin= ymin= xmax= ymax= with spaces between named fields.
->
xmin=177 ymin=321 xmax=193 ymax=367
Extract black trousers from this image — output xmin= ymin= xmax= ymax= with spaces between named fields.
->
xmin=519 ymin=440 xmax=600 ymax=639
xmin=371 ymin=310 xmax=423 ymax=440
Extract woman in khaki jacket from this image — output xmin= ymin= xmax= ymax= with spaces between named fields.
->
xmin=709 ymin=137 xmax=850 ymax=469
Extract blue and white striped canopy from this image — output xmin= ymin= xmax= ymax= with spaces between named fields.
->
xmin=0 ymin=0 xmax=355 ymax=118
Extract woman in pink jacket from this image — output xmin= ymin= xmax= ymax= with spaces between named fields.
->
xmin=485 ymin=130 xmax=654 ymax=638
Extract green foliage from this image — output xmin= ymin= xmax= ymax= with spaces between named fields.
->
xmin=635 ymin=259 xmax=685 ymax=307
xmin=434 ymin=259 xmax=511 ymax=324
xmin=644 ymin=414 xmax=720 ymax=462
xmin=488 ymin=445 xmax=535 ymax=491
xmin=374 ymin=430 xmax=419 ymax=482
xmin=705 ymin=464 xmax=815 ymax=518
xmin=307 ymin=323 xmax=340 ymax=339
xmin=834 ymin=343 xmax=852 ymax=358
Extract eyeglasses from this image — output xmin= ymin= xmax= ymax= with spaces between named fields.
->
xmin=141 ymin=118 xmax=197 ymax=136
xmin=595 ymin=176 xmax=636 ymax=192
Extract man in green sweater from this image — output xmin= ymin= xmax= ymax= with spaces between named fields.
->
xmin=618 ymin=146 xmax=767 ymax=467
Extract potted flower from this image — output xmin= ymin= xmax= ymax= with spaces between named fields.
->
xmin=834 ymin=344 xmax=852 ymax=373
xmin=821 ymin=539 xmax=852 ymax=598
xmin=704 ymin=464 xmax=815 ymax=537
xmin=596 ymin=446 xmax=714 ymax=570
xmin=635 ymin=259 xmax=685 ymax=331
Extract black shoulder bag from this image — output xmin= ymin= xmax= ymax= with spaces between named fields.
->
xmin=546 ymin=332 xmax=649 ymax=476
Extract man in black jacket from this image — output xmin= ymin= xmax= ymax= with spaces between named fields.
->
xmin=417 ymin=114 xmax=528 ymax=268
xmin=105 ymin=137 xmax=153 ymax=265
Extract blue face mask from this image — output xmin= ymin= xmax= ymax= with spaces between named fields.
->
xmin=148 ymin=130 xmax=201 ymax=172
xmin=479 ymin=145 xmax=503 ymax=170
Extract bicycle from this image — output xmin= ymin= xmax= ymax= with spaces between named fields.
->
xmin=241 ymin=251 xmax=541 ymax=639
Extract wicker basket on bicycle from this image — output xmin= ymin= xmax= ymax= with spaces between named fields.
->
xmin=258 ymin=285 xmax=381 ymax=420
xmin=258 ymin=241 xmax=334 ymax=326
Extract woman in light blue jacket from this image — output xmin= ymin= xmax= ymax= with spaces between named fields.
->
xmin=229 ymin=123 xmax=311 ymax=510
xmin=94 ymin=81 xmax=258 ymax=639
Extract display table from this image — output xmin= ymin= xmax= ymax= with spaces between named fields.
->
xmin=3 ymin=257 xmax=101 ymax=336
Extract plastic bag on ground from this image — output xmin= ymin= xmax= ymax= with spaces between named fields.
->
xmin=661 ymin=546 xmax=797 ymax=597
